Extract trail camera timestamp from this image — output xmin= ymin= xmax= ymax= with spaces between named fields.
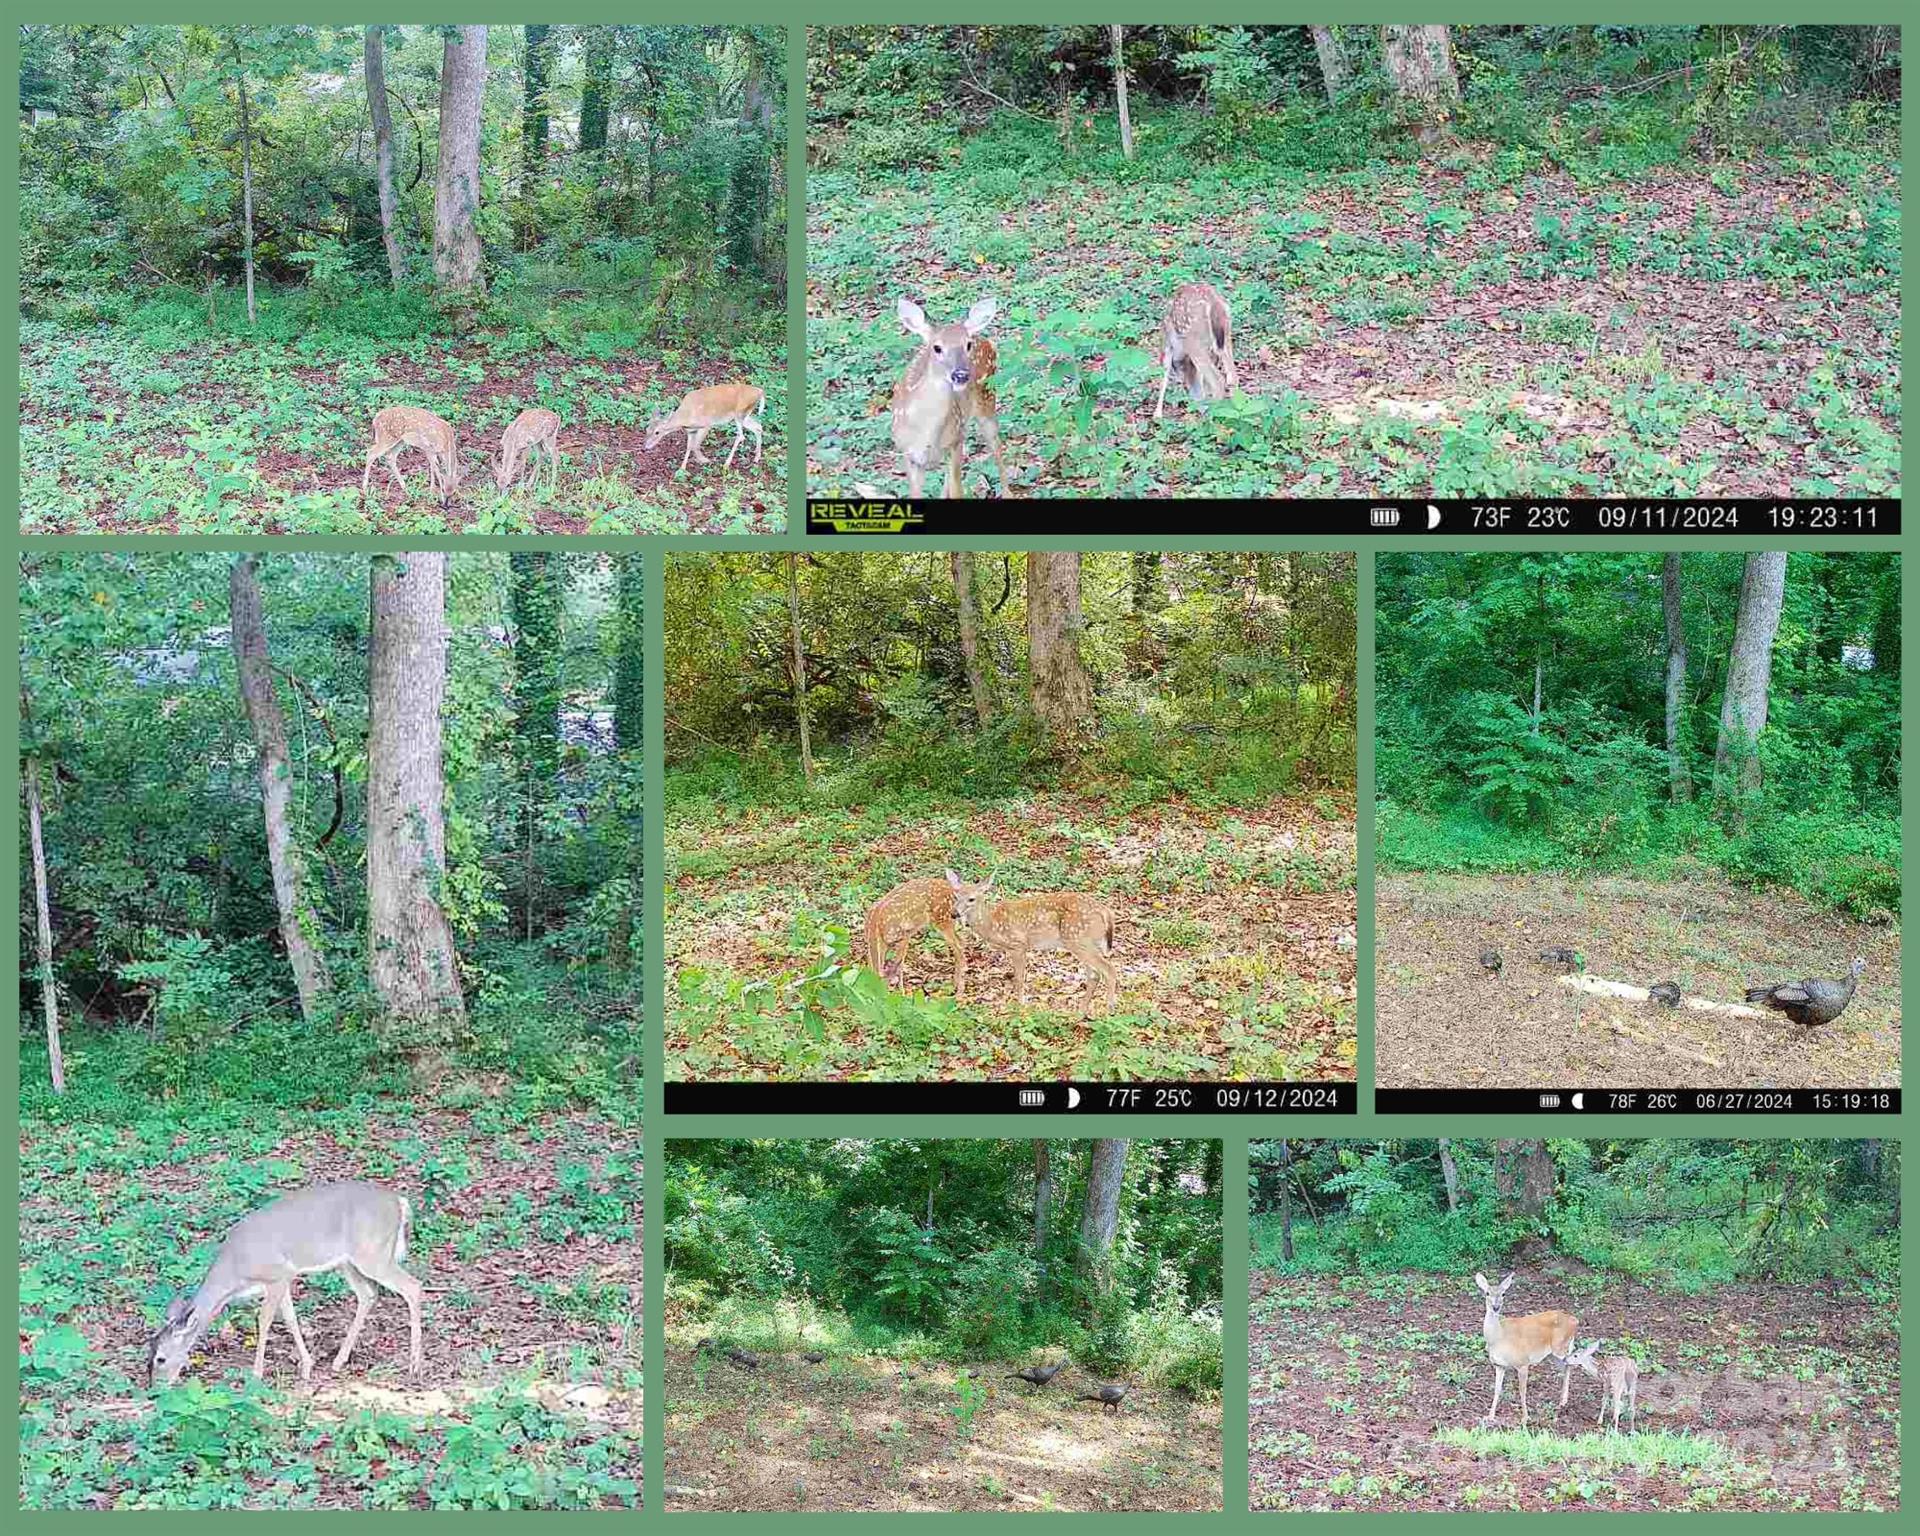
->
xmin=1466 ymin=502 xmax=1895 ymax=534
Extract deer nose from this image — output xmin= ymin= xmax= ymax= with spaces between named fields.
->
xmin=951 ymin=368 xmax=970 ymax=385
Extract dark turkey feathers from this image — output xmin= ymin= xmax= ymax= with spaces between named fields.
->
xmin=1080 ymin=1382 xmax=1129 ymax=1413
xmin=725 ymin=1346 xmax=760 ymax=1369
xmin=1009 ymin=1358 xmax=1068 ymax=1387
xmin=1744 ymin=957 xmax=1866 ymax=1027
xmin=1537 ymin=946 xmax=1578 ymax=970
xmin=801 ymin=1351 xmax=826 ymax=1364
xmin=1479 ymin=948 xmax=1503 ymax=975
xmin=1648 ymin=982 xmax=1682 ymax=1008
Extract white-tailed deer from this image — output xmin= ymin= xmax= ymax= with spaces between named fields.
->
xmin=362 ymin=406 xmax=460 ymax=505
xmin=1475 ymin=1271 xmax=1578 ymax=1428
xmin=891 ymin=297 xmax=1008 ymax=498
xmin=1153 ymin=282 xmax=1238 ymax=420
xmin=944 ymin=869 xmax=1117 ymax=1014
xmin=146 ymin=1182 xmax=424 ymax=1388
xmin=1569 ymin=1340 xmax=1639 ymax=1432
xmin=865 ymin=877 xmax=969 ymax=997
xmin=494 ymin=407 xmax=562 ymax=493
xmin=644 ymin=382 xmax=764 ymax=472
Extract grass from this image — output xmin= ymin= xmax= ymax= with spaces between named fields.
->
xmin=807 ymin=104 xmax=1900 ymax=498
xmin=20 ymin=279 xmax=785 ymax=534
xmin=664 ymin=780 xmax=1356 ymax=1082
xmin=1435 ymin=1425 xmax=1742 ymax=1471
xmin=19 ymin=1089 xmax=641 ymax=1510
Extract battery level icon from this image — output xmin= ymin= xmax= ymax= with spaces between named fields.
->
xmin=1017 ymin=1089 xmax=1047 ymax=1108
xmin=1370 ymin=507 xmax=1400 ymax=527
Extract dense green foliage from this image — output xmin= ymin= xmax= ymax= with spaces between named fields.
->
xmin=19 ymin=552 xmax=642 ymax=1107
xmin=667 ymin=551 xmax=1355 ymax=804
xmin=21 ymin=25 xmax=785 ymax=532
xmin=667 ymin=1139 xmax=1222 ymax=1391
xmin=809 ymin=25 xmax=1899 ymax=497
xmin=1377 ymin=553 xmax=1900 ymax=915
xmin=1251 ymin=1139 xmax=1899 ymax=1291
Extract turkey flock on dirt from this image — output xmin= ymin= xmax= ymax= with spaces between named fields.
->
xmin=1471 ymin=946 xmax=1867 ymax=1030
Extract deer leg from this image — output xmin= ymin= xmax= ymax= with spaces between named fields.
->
xmin=362 ymin=447 xmax=380 ymax=500
xmin=278 ymin=1286 xmax=315 ymax=1381
xmin=333 ymin=1263 xmax=380 ymax=1370
xmin=747 ymin=414 xmax=764 ymax=466
xmin=1559 ymin=1357 xmax=1572 ymax=1406
xmin=254 ymin=1284 xmax=284 ymax=1378
xmin=904 ymin=458 xmax=926 ymax=497
xmin=386 ymin=449 xmax=409 ymax=497
xmin=690 ymin=428 xmax=712 ymax=465
xmin=723 ymin=420 xmax=744 ymax=468
xmin=678 ymin=433 xmax=694 ymax=473
xmin=1153 ymin=351 xmax=1174 ymax=420
xmin=1518 ymin=1365 xmax=1530 ymax=1429
xmin=946 ymin=443 xmax=964 ymax=498
xmin=941 ymin=919 xmax=967 ymax=1000
xmin=359 ymin=1259 xmax=425 ymax=1375
xmin=1012 ymin=950 xmax=1029 ymax=1008
xmin=1486 ymin=1365 xmax=1505 ymax=1423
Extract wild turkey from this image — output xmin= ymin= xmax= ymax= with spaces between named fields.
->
xmin=1009 ymin=1358 xmax=1069 ymax=1389
xmin=801 ymin=1350 xmax=826 ymax=1364
xmin=1648 ymin=982 xmax=1682 ymax=1008
xmin=1537 ymin=946 xmax=1578 ymax=971
xmin=725 ymin=1346 xmax=760 ymax=1370
xmin=1080 ymin=1382 xmax=1130 ymax=1414
xmin=1746 ymin=958 xmax=1866 ymax=1028
xmin=1479 ymin=948 xmax=1503 ymax=976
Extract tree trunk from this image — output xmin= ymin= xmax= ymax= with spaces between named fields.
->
xmin=613 ymin=553 xmax=644 ymax=752
xmin=367 ymin=553 xmax=467 ymax=1054
xmin=1078 ymin=1138 xmax=1130 ymax=1286
xmin=786 ymin=553 xmax=816 ymax=786
xmin=1438 ymin=1138 xmax=1461 ymax=1212
xmin=1033 ymin=1140 xmax=1053 ymax=1263
xmin=1026 ymin=553 xmax=1095 ymax=745
xmin=365 ymin=27 xmax=405 ymax=286
xmin=1110 ymin=26 xmax=1134 ymax=159
xmin=1713 ymin=552 xmax=1788 ymax=819
xmin=25 ymin=753 xmax=64 ymax=1095
xmin=231 ymin=556 xmax=335 ymax=1020
xmin=510 ymin=552 xmax=561 ymax=942
xmin=1380 ymin=24 xmax=1459 ymax=144
xmin=1278 ymin=1139 xmax=1294 ymax=1262
xmin=235 ymin=65 xmax=257 ymax=326
xmin=580 ymin=29 xmax=613 ymax=152
xmin=1494 ymin=1139 xmax=1554 ymax=1217
xmin=951 ymin=551 xmax=993 ymax=728
xmin=522 ymin=24 xmax=551 ymax=193
xmin=1663 ymin=553 xmax=1693 ymax=803
xmin=432 ymin=25 xmax=488 ymax=297
xmin=1309 ymin=25 xmax=1350 ymax=103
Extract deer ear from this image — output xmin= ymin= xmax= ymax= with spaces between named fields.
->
xmin=897 ymin=298 xmax=931 ymax=338
xmin=1474 ymin=1273 xmax=1490 ymax=1293
xmin=1499 ymin=1273 xmax=1515 ymax=1291
xmin=164 ymin=1294 xmax=194 ymax=1325
xmin=945 ymin=869 xmax=963 ymax=889
xmin=963 ymin=297 xmax=998 ymax=335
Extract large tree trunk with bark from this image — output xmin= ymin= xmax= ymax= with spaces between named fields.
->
xmin=579 ymin=29 xmax=613 ymax=152
xmin=1078 ymin=1138 xmax=1130 ymax=1286
xmin=786 ymin=554 xmax=816 ymax=786
xmin=25 ymin=752 xmax=64 ymax=1094
xmin=367 ymin=553 xmax=467 ymax=1054
xmin=1278 ymin=1139 xmax=1294 ymax=1261
xmin=1494 ymin=1139 xmax=1554 ymax=1217
xmin=365 ymin=27 xmax=405 ymax=286
xmin=1026 ymin=553 xmax=1095 ymax=745
xmin=1110 ymin=26 xmax=1134 ymax=159
xmin=1380 ymin=25 xmax=1459 ymax=144
xmin=951 ymin=551 xmax=993 ymax=728
xmin=1713 ymin=552 xmax=1788 ymax=818
xmin=510 ymin=553 xmax=561 ymax=941
xmin=1663 ymin=554 xmax=1693 ymax=803
xmin=1438 ymin=1138 xmax=1461 ymax=1212
xmin=1309 ymin=25 xmax=1350 ymax=102
xmin=231 ymin=556 xmax=334 ymax=1020
xmin=1033 ymin=1140 xmax=1053 ymax=1263
xmin=522 ymin=25 xmax=551 ymax=190
xmin=432 ymin=26 xmax=488 ymax=298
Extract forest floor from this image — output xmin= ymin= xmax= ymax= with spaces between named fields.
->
xmin=1375 ymin=873 xmax=1901 ymax=1089
xmin=663 ymin=1338 xmax=1222 ymax=1512
xmin=665 ymin=787 xmax=1356 ymax=1081
xmin=1249 ymin=1265 xmax=1900 ymax=1512
xmin=19 ymin=318 xmax=785 ymax=535
xmin=807 ymin=149 xmax=1900 ymax=498
xmin=19 ymin=1100 xmax=641 ymax=1509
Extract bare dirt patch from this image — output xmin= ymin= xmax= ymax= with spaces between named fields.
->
xmin=665 ymin=1346 xmax=1221 ymax=1512
xmin=1250 ymin=1268 xmax=1900 ymax=1512
xmin=1376 ymin=872 xmax=1900 ymax=1089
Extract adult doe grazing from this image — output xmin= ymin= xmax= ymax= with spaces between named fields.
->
xmin=146 ymin=1182 xmax=425 ymax=1388
xmin=645 ymin=382 xmax=764 ymax=473
xmin=362 ymin=406 xmax=460 ymax=505
xmin=493 ymin=407 xmax=563 ymax=493
xmin=891 ymin=297 xmax=1008 ymax=498
xmin=1568 ymin=1340 xmax=1640 ymax=1431
xmin=944 ymin=869 xmax=1117 ymax=1014
xmin=865 ymin=876 xmax=969 ymax=997
xmin=1474 ymin=1271 xmax=1579 ymax=1428
xmin=1153 ymin=282 xmax=1238 ymax=420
